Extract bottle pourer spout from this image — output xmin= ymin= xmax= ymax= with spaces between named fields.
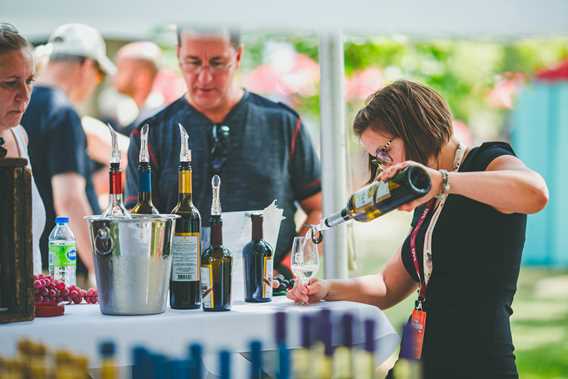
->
xmin=106 ymin=123 xmax=120 ymax=164
xmin=178 ymin=123 xmax=191 ymax=163
xmin=211 ymin=174 xmax=221 ymax=216
xmin=139 ymin=124 xmax=150 ymax=163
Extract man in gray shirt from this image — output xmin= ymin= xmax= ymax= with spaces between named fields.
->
xmin=125 ymin=27 xmax=322 ymax=276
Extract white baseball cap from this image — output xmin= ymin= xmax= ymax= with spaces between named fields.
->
xmin=116 ymin=41 xmax=162 ymax=69
xmin=48 ymin=23 xmax=116 ymax=75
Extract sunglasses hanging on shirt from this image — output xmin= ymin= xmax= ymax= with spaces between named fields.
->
xmin=209 ymin=124 xmax=231 ymax=176
xmin=0 ymin=137 xmax=7 ymax=159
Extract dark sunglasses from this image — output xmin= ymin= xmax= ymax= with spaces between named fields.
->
xmin=210 ymin=124 xmax=231 ymax=175
xmin=0 ymin=137 xmax=6 ymax=159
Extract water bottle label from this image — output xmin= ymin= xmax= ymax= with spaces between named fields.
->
xmin=172 ymin=234 xmax=200 ymax=281
xmin=49 ymin=242 xmax=77 ymax=267
xmin=48 ymin=241 xmax=77 ymax=285
xmin=263 ymin=257 xmax=273 ymax=298
xmin=201 ymin=266 xmax=214 ymax=308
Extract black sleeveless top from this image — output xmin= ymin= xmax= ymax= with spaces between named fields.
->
xmin=398 ymin=142 xmax=526 ymax=379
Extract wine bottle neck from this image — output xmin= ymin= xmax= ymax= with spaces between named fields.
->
xmin=251 ymin=215 xmax=263 ymax=241
xmin=138 ymin=163 xmax=152 ymax=195
xmin=108 ymin=193 xmax=124 ymax=204
xmin=137 ymin=191 xmax=153 ymax=203
xmin=323 ymin=208 xmax=350 ymax=228
xmin=109 ymin=169 xmax=122 ymax=195
xmin=178 ymin=166 xmax=193 ymax=197
xmin=210 ymin=216 xmax=223 ymax=247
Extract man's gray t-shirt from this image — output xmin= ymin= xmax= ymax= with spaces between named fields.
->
xmin=125 ymin=91 xmax=321 ymax=266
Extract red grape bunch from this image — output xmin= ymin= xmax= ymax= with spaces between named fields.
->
xmin=33 ymin=274 xmax=98 ymax=305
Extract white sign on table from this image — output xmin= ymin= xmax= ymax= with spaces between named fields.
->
xmin=220 ymin=200 xmax=284 ymax=304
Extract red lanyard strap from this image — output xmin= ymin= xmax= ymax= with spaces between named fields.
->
xmin=409 ymin=200 xmax=435 ymax=302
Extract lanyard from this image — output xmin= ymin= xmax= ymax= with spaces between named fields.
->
xmin=409 ymin=200 xmax=435 ymax=303
xmin=410 ymin=144 xmax=467 ymax=308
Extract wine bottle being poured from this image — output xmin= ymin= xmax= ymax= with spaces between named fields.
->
xmin=310 ymin=165 xmax=432 ymax=244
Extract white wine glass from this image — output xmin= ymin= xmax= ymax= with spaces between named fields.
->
xmin=291 ymin=236 xmax=320 ymax=286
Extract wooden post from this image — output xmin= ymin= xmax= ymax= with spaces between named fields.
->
xmin=0 ymin=158 xmax=34 ymax=323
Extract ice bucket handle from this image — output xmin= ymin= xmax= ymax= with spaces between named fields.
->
xmin=94 ymin=226 xmax=113 ymax=256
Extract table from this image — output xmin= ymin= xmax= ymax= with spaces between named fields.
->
xmin=0 ymin=297 xmax=399 ymax=377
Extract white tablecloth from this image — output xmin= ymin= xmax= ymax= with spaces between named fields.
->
xmin=0 ymin=297 xmax=399 ymax=376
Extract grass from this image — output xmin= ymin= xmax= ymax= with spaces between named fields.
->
xmin=340 ymin=212 xmax=568 ymax=379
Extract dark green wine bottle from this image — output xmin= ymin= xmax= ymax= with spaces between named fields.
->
xmin=324 ymin=165 xmax=432 ymax=228
xmin=201 ymin=175 xmax=232 ymax=312
xmin=170 ymin=124 xmax=202 ymax=309
xmin=243 ymin=213 xmax=273 ymax=303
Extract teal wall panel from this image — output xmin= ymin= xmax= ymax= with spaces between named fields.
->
xmin=512 ymin=82 xmax=568 ymax=267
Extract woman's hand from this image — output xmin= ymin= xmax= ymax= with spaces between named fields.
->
xmin=287 ymin=277 xmax=330 ymax=304
xmin=377 ymin=161 xmax=443 ymax=212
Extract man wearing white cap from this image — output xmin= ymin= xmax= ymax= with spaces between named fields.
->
xmin=113 ymin=41 xmax=163 ymax=136
xmin=21 ymin=23 xmax=116 ymax=283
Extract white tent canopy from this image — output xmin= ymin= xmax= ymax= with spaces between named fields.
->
xmin=5 ymin=0 xmax=568 ymax=278
xmin=5 ymin=0 xmax=568 ymax=40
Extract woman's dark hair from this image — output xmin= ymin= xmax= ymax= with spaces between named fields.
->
xmin=353 ymin=80 xmax=454 ymax=182
xmin=0 ymin=23 xmax=31 ymax=55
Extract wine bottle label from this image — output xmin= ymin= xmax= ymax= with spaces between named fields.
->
xmin=353 ymin=185 xmax=375 ymax=209
xmin=172 ymin=233 xmax=200 ymax=281
xmin=201 ymin=265 xmax=214 ymax=308
xmin=375 ymin=181 xmax=391 ymax=203
xmin=263 ymin=257 xmax=273 ymax=298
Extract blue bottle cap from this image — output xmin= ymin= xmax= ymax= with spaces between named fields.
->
xmin=152 ymin=353 xmax=167 ymax=379
xmin=132 ymin=346 xmax=149 ymax=379
xmin=55 ymin=216 xmax=69 ymax=224
xmin=399 ymin=322 xmax=417 ymax=360
xmin=249 ymin=340 xmax=262 ymax=372
xmin=277 ymin=344 xmax=291 ymax=379
xmin=99 ymin=341 xmax=115 ymax=357
xmin=317 ymin=308 xmax=332 ymax=344
xmin=300 ymin=314 xmax=313 ymax=348
xmin=364 ymin=319 xmax=376 ymax=353
xmin=341 ymin=313 xmax=354 ymax=348
xmin=219 ymin=349 xmax=231 ymax=379
xmin=322 ymin=319 xmax=334 ymax=357
xmin=168 ymin=359 xmax=189 ymax=379
xmin=189 ymin=343 xmax=204 ymax=379
xmin=274 ymin=312 xmax=287 ymax=345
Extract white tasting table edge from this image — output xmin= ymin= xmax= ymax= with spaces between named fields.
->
xmin=0 ymin=297 xmax=399 ymax=375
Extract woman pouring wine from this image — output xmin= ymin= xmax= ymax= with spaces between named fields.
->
xmin=287 ymin=80 xmax=548 ymax=378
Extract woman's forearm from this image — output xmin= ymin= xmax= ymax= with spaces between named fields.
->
xmin=325 ymin=275 xmax=387 ymax=306
xmin=448 ymin=169 xmax=548 ymax=214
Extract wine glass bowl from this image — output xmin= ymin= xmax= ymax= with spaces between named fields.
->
xmin=291 ymin=236 xmax=320 ymax=285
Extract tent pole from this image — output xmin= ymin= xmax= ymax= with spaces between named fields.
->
xmin=319 ymin=32 xmax=348 ymax=279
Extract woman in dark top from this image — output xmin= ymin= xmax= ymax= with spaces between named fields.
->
xmin=287 ymin=80 xmax=548 ymax=378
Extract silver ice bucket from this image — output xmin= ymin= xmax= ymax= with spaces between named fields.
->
xmin=85 ymin=214 xmax=178 ymax=315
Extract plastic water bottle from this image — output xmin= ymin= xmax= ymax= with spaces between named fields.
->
xmin=48 ymin=216 xmax=77 ymax=286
